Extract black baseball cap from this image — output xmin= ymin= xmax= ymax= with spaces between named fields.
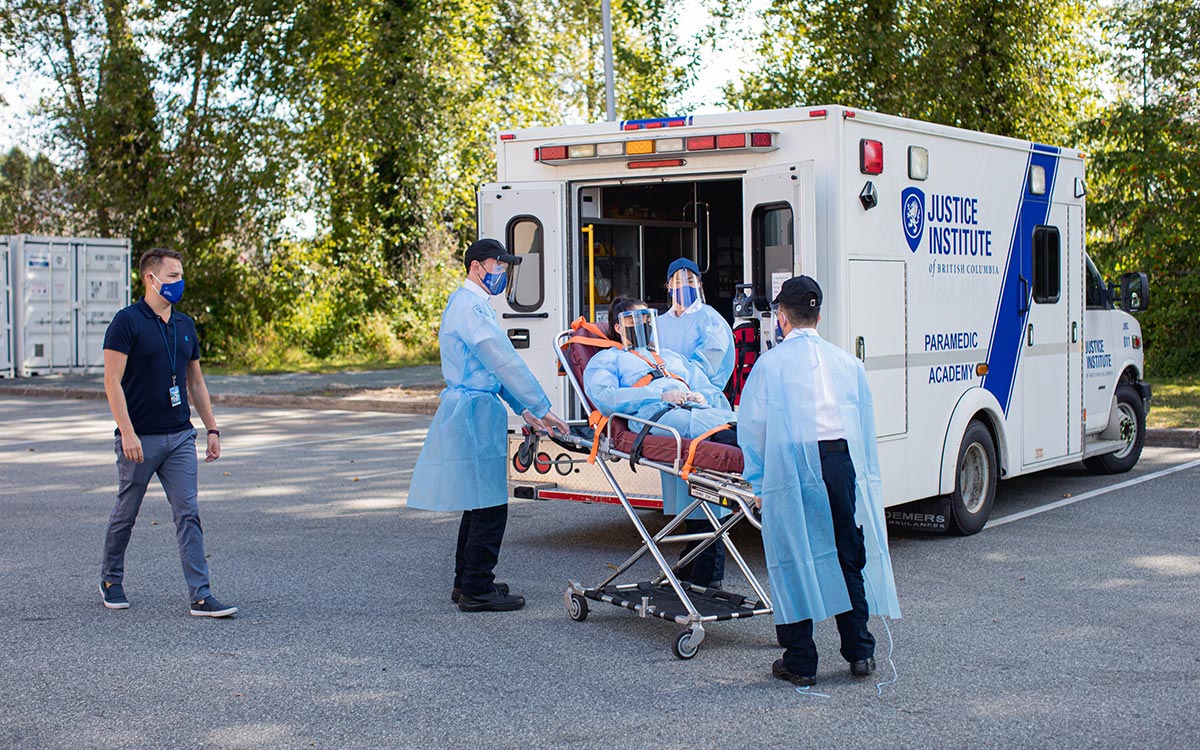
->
xmin=463 ymin=238 xmax=520 ymax=270
xmin=773 ymin=275 xmax=822 ymax=309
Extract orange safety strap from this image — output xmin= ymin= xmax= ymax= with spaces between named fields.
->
xmin=629 ymin=350 xmax=689 ymax=388
xmin=587 ymin=411 xmax=609 ymax=464
xmin=679 ymin=424 xmax=733 ymax=481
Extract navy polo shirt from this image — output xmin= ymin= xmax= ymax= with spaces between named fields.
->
xmin=103 ymin=298 xmax=201 ymax=435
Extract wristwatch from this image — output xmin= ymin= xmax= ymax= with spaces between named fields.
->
xmin=207 ymin=429 xmax=221 ymax=437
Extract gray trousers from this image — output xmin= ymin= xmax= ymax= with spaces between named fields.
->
xmin=102 ymin=428 xmax=211 ymax=601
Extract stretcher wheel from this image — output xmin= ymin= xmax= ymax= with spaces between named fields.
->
xmin=567 ymin=593 xmax=588 ymax=622
xmin=672 ymin=629 xmax=700 ymax=660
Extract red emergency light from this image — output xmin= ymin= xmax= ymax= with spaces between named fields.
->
xmin=860 ymin=139 xmax=884 ymax=175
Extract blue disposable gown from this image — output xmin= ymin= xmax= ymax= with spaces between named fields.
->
xmin=583 ymin=347 xmax=736 ymax=518
xmin=738 ymin=333 xmax=902 ymax=624
xmin=657 ymin=304 xmax=735 ymax=410
xmin=408 ymin=286 xmax=551 ymax=512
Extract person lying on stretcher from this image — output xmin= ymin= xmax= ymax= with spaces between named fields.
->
xmin=582 ymin=296 xmax=738 ymax=588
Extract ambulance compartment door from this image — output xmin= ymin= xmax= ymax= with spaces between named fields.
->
xmin=1020 ymin=205 xmax=1070 ymax=465
xmin=478 ymin=182 xmax=566 ymax=417
xmin=743 ymin=162 xmax=815 ymax=339
xmin=849 ymin=259 xmax=907 ymax=437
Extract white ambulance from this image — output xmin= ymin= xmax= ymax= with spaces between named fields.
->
xmin=483 ymin=105 xmax=1151 ymax=534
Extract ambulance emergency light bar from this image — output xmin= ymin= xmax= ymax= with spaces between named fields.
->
xmin=534 ymin=130 xmax=779 ymax=165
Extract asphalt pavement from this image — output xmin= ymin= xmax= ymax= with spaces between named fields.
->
xmin=1 ymin=395 xmax=1198 ymax=750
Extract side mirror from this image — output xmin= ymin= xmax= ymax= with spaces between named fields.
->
xmin=1119 ymin=271 xmax=1150 ymax=313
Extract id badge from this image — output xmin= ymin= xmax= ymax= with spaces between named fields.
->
xmin=169 ymin=385 xmax=182 ymax=407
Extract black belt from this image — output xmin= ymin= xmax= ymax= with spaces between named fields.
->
xmin=818 ymin=438 xmax=848 ymax=456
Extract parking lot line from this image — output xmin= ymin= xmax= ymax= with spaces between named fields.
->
xmin=988 ymin=457 xmax=1200 ymax=528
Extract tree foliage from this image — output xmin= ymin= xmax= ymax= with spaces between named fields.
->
xmin=1077 ymin=0 xmax=1200 ymax=375
xmin=728 ymin=0 xmax=1098 ymax=142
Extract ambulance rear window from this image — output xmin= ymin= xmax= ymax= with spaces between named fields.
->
xmin=507 ymin=217 xmax=544 ymax=311
xmin=752 ymin=203 xmax=794 ymax=309
xmin=1032 ymin=226 xmax=1060 ymax=304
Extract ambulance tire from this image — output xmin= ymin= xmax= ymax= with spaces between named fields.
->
xmin=1084 ymin=384 xmax=1146 ymax=475
xmin=947 ymin=420 xmax=997 ymax=536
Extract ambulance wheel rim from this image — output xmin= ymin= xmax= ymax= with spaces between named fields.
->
xmin=1113 ymin=402 xmax=1138 ymax=460
xmin=960 ymin=442 xmax=989 ymax=515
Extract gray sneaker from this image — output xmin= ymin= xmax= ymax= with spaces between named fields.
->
xmin=100 ymin=581 xmax=129 ymax=610
xmin=189 ymin=596 xmax=238 ymax=618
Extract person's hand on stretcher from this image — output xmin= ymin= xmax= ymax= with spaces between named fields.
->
xmin=660 ymin=389 xmax=707 ymax=407
xmin=522 ymin=408 xmax=570 ymax=437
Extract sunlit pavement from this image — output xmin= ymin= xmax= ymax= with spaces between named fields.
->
xmin=2 ymin=395 xmax=1197 ymax=749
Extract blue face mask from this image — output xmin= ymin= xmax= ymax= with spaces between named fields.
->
xmin=774 ymin=321 xmax=784 ymax=344
xmin=153 ymin=274 xmax=185 ymax=304
xmin=673 ymin=285 xmax=700 ymax=309
xmin=482 ymin=270 xmax=507 ymax=295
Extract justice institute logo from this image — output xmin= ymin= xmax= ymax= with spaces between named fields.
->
xmin=902 ymin=187 xmax=925 ymax=253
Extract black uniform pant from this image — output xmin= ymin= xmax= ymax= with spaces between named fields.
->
xmin=678 ymin=425 xmax=738 ymax=586
xmin=453 ymin=504 xmax=508 ymax=597
xmin=776 ymin=439 xmax=875 ymax=676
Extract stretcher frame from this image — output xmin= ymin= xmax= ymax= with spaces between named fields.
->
xmin=551 ymin=328 xmax=773 ymax=659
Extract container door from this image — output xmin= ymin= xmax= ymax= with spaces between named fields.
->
xmin=18 ymin=237 xmax=73 ymax=374
xmin=75 ymin=240 xmax=131 ymax=372
xmin=0 ymin=240 xmax=11 ymax=376
xmin=477 ymin=182 xmax=566 ymax=416
xmin=1021 ymin=206 xmax=1070 ymax=465
xmin=743 ymin=162 xmax=816 ymax=341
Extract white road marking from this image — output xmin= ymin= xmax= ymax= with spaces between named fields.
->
xmin=988 ymin=458 xmax=1200 ymax=528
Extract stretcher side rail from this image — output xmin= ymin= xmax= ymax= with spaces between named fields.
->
xmin=551 ymin=327 xmax=773 ymax=659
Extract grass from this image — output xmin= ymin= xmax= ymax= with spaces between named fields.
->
xmin=1146 ymin=376 xmax=1200 ymax=430
xmin=206 ymin=350 xmax=439 ymax=376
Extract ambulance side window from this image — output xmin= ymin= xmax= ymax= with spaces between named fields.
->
xmin=1032 ymin=226 xmax=1060 ymax=304
xmin=752 ymin=203 xmax=794 ymax=309
xmin=1085 ymin=256 xmax=1111 ymax=309
xmin=507 ymin=216 xmax=544 ymax=311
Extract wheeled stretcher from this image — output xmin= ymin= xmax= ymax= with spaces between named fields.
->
xmin=543 ymin=323 xmax=773 ymax=660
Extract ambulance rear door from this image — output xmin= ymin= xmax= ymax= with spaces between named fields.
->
xmin=477 ymin=182 xmax=567 ymax=415
xmin=743 ymin=162 xmax=816 ymax=340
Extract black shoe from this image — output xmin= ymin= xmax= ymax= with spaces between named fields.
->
xmin=850 ymin=657 xmax=876 ymax=677
xmin=772 ymin=658 xmax=816 ymax=687
xmin=189 ymin=596 xmax=238 ymax=618
xmin=100 ymin=581 xmax=129 ymax=610
xmin=451 ymin=582 xmax=509 ymax=603
xmin=457 ymin=588 xmax=525 ymax=612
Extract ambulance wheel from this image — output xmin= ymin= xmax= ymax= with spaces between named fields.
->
xmin=567 ymin=593 xmax=588 ymax=622
xmin=1084 ymin=384 xmax=1146 ymax=475
xmin=672 ymin=630 xmax=700 ymax=660
xmin=948 ymin=420 xmax=997 ymax=536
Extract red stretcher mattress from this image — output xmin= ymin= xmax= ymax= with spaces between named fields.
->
xmin=565 ymin=326 xmax=744 ymax=475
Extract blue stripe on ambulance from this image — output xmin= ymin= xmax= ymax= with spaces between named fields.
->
xmin=981 ymin=143 xmax=1060 ymax=415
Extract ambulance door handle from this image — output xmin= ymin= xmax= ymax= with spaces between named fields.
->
xmin=1071 ymin=321 xmax=1078 ymax=343
xmin=1027 ymin=324 xmax=1034 ymax=347
xmin=855 ymin=336 xmax=865 ymax=362
xmin=1018 ymin=275 xmax=1030 ymax=315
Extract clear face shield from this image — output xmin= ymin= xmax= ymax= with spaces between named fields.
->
xmin=667 ymin=268 xmax=705 ymax=311
xmin=480 ymin=256 xmax=521 ymax=297
xmin=617 ymin=308 xmax=660 ymax=353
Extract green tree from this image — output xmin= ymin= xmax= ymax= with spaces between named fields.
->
xmin=1078 ymin=0 xmax=1200 ymax=375
xmin=0 ymin=147 xmax=79 ymax=234
xmin=728 ymin=0 xmax=1098 ymax=143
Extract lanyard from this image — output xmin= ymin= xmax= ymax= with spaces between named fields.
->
xmin=157 ymin=315 xmax=178 ymax=387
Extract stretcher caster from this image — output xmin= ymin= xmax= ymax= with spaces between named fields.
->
xmin=567 ymin=592 xmax=589 ymax=622
xmin=672 ymin=628 xmax=702 ymax=660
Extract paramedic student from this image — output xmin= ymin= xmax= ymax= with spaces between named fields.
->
xmin=737 ymin=276 xmax=901 ymax=686
xmin=99 ymin=247 xmax=236 ymax=617
xmin=656 ymin=258 xmax=736 ymax=586
xmin=408 ymin=238 xmax=569 ymax=613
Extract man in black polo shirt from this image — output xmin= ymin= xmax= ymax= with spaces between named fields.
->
xmin=99 ymin=247 xmax=236 ymax=617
